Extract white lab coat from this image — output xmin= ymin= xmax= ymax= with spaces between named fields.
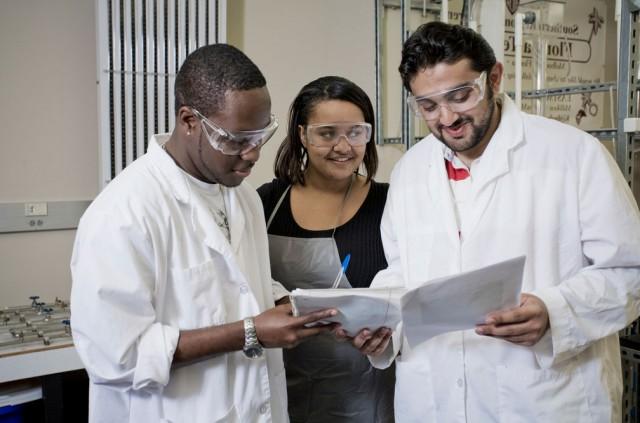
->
xmin=71 ymin=135 xmax=289 ymax=423
xmin=371 ymin=95 xmax=640 ymax=423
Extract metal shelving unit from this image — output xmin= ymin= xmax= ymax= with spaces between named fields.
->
xmin=506 ymin=81 xmax=621 ymax=141
xmin=376 ymin=0 xmax=638 ymax=198
xmin=514 ymin=81 xmax=617 ymax=98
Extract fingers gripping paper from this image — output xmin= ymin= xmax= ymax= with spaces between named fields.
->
xmin=290 ymin=256 xmax=525 ymax=347
xmin=291 ymin=287 xmax=406 ymax=335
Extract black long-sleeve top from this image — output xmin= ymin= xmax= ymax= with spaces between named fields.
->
xmin=257 ymin=178 xmax=389 ymax=288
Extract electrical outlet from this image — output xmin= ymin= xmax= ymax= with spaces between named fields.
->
xmin=25 ymin=202 xmax=48 ymax=217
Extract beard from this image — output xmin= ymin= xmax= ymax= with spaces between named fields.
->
xmin=431 ymin=96 xmax=496 ymax=154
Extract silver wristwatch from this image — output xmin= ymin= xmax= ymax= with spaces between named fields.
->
xmin=242 ymin=317 xmax=263 ymax=359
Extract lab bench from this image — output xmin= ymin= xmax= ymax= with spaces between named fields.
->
xmin=0 ymin=297 xmax=87 ymax=422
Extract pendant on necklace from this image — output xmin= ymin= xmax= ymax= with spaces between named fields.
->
xmin=214 ymin=185 xmax=231 ymax=242
xmin=213 ymin=208 xmax=231 ymax=242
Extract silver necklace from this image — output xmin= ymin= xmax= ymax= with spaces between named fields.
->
xmin=213 ymin=185 xmax=231 ymax=242
xmin=163 ymin=143 xmax=230 ymax=242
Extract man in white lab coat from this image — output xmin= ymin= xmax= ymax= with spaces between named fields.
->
xmin=349 ymin=22 xmax=640 ymax=422
xmin=70 ymin=44 xmax=336 ymax=423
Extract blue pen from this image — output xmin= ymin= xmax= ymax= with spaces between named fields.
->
xmin=331 ymin=254 xmax=351 ymax=289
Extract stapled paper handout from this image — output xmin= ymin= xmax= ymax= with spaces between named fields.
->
xmin=290 ymin=256 xmax=525 ymax=347
xmin=290 ymin=287 xmax=406 ymax=335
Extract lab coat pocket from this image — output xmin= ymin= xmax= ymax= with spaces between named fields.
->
xmin=496 ymin=360 xmax=593 ymax=423
xmin=394 ymin=359 xmax=437 ymax=422
xmin=169 ymin=258 xmax=228 ymax=328
xmin=211 ymin=405 xmax=240 ymax=423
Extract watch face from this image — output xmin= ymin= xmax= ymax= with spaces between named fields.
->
xmin=243 ymin=345 xmax=263 ymax=359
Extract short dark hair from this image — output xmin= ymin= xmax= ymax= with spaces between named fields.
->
xmin=274 ymin=76 xmax=378 ymax=186
xmin=174 ymin=44 xmax=266 ymax=116
xmin=399 ymin=21 xmax=496 ymax=91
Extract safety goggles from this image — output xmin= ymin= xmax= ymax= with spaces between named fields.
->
xmin=192 ymin=108 xmax=278 ymax=155
xmin=407 ymin=72 xmax=486 ymax=121
xmin=305 ymin=122 xmax=372 ymax=148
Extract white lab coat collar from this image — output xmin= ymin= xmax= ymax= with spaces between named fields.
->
xmin=470 ymin=94 xmax=525 ymax=191
xmin=419 ymin=94 xmax=526 ymax=244
xmin=147 ymin=134 xmax=190 ymax=203
xmin=146 ymin=134 xmax=246 ymax=254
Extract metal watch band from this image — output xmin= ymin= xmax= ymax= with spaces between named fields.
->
xmin=244 ymin=317 xmax=259 ymax=346
xmin=242 ymin=317 xmax=263 ymax=359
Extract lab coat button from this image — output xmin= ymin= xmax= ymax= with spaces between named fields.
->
xmin=259 ymin=404 xmax=268 ymax=414
xmin=239 ymin=285 xmax=249 ymax=294
xmin=457 ymin=378 xmax=463 ymax=387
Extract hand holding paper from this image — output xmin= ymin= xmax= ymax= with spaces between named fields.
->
xmin=291 ymin=256 xmax=525 ymax=348
xmin=345 ymin=326 xmax=393 ymax=357
xmin=475 ymin=292 xmax=550 ymax=346
xmin=291 ymin=287 xmax=406 ymax=335
xmin=400 ymin=256 xmax=525 ymax=347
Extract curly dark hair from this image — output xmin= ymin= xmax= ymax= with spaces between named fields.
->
xmin=174 ymin=44 xmax=266 ymax=117
xmin=274 ymin=76 xmax=378 ymax=186
xmin=399 ymin=21 xmax=496 ymax=91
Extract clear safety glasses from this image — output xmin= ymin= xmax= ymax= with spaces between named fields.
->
xmin=407 ymin=72 xmax=487 ymax=121
xmin=305 ymin=122 xmax=372 ymax=148
xmin=192 ymin=108 xmax=278 ymax=155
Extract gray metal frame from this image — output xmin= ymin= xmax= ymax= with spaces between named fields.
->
xmin=376 ymin=0 xmax=442 ymax=148
xmin=375 ymin=0 xmax=384 ymax=146
xmin=613 ymin=6 xmax=639 ymax=423
xmin=400 ymin=0 xmax=413 ymax=150
xmin=617 ymin=0 xmax=639 ymax=191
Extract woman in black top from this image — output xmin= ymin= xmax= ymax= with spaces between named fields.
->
xmin=257 ymin=76 xmax=394 ymax=423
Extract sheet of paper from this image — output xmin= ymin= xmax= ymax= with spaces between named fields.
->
xmin=401 ymin=255 xmax=525 ymax=348
xmin=291 ymin=287 xmax=406 ymax=335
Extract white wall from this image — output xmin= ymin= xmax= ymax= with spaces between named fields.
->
xmin=0 ymin=0 xmax=98 ymax=307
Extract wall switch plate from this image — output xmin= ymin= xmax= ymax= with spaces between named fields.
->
xmin=24 ymin=202 xmax=48 ymax=217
